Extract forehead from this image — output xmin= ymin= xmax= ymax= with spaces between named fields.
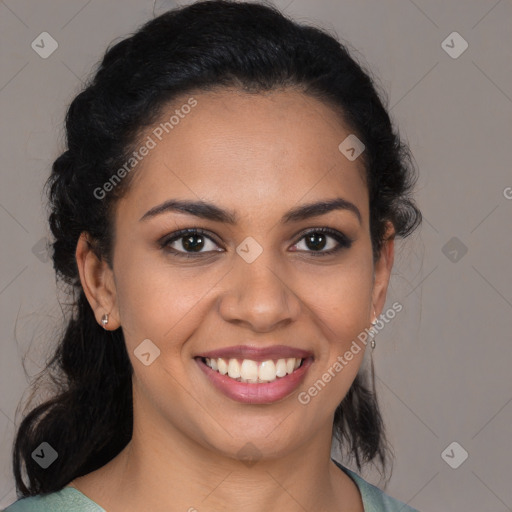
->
xmin=117 ymin=88 xmax=368 ymax=225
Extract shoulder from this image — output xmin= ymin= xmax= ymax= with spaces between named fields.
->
xmin=3 ymin=487 xmax=105 ymax=512
xmin=332 ymin=459 xmax=420 ymax=512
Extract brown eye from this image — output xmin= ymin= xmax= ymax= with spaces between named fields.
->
xmin=161 ymin=228 xmax=222 ymax=258
xmin=180 ymin=234 xmax=206 ymax=252
xmin=291 ymin=228 xmax=353 ymax=256
xmin=304 ymin=232 xmax=330 ymax=251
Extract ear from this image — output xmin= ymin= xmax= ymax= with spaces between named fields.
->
xmin=75 ymin=232 xmax=120 ymax=330
xmin=371 ymin=221 xmax=396 ymax=321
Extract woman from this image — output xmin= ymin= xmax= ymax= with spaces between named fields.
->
xmin=5 ymin=1 xmax=422 ymax=511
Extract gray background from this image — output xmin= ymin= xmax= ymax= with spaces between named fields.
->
xmin=1 ymin=0 xmax=511 ymax=510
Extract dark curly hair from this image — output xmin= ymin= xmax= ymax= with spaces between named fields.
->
xmin=12 ymin=0 xmax=422 ymax=496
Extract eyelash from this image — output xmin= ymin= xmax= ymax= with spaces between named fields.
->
xmin=159 ymin=227 xmax=353 ymax=259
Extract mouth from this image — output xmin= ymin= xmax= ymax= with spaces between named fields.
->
xmin=194 ymin=346 xmax=314 ymax=404
xmin=199 ymin=356 xmax=304 ymax=383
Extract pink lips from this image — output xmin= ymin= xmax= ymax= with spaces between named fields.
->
xmin=195 ymin=345 xmax=314 ymax=404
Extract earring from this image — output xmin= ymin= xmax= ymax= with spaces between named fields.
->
xmin=370 ymin=308 xmax=377 ymax=350
xmin=101 ymin=313 xmax=109 ymax=328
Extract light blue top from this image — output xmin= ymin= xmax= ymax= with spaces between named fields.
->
xmin=3 ymin=459 xmax=419 ymax=511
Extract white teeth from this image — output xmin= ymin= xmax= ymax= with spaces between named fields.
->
xmin=217 ymin=358 xmax=228 ymax=375
xmin=240 ymin=359 xmax=258 ymax=382
xmin=228 ymin=359 xmax=241 ymax=379
xmin=259 ymin=360 xmax=277 ymax=382
xmin=275 ymin=359 xmax=287 ymax=377
xmin=203 ymin=356 xmax=304 ymax=382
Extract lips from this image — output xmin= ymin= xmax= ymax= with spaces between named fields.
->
xmin=195 ymin=345 xmax=314 ymax=404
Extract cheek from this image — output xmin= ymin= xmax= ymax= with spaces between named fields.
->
xmin=301 ymin=255 xmax=374 ymax=341
xmin=294 ymin=262 xmax=373 ymax=418
xmin=113 ymin=246 xmax=223 ymax=352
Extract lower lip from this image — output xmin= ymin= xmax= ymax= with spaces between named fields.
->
xmin=196 ymin=357 xmax=313 ymax=404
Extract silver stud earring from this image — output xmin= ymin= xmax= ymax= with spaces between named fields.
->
xmin=101 ymin=313 xmax=109 ymax=328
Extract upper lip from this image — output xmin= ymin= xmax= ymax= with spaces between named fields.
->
xmin=197 ymin=344 xmax=313 ymax=362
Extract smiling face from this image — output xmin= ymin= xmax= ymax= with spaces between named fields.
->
xmin=78 ymin=87 xmax=394 ymax=463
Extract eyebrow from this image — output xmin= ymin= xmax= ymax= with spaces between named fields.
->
xmin=139 ymin=197 xmax=361 ymax=225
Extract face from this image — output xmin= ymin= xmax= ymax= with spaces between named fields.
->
xmin=79 ymin=88 xmax=394 ymax=462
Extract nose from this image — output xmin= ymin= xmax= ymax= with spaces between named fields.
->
xmin=218 ymin=252 xmax=302 ymax=333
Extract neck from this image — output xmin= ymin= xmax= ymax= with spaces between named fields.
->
xmin=71 ymin=396 xmax=361 ymax=512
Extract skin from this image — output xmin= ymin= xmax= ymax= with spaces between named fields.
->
xmin=72 ymin=88 xmax=395 ymax=512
